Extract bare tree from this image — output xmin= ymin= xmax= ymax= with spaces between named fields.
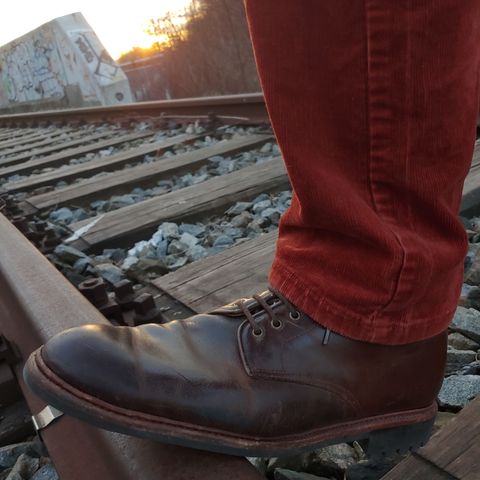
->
xmin=144 ymin=0 xmax=260 ymax=98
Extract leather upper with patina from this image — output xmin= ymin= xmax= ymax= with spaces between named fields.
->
xmin=42 ymin=289 xmax=447 ymax=437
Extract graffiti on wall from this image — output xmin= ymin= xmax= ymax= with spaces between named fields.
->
xmin=54 ymin=28 xmax=99 ymax=102
xmin=0 ymin=13 xmax=133 ymax=108
xmin=71 ymin=32 xmax=119 ymax=82
xmin=0 ymin=27 xmax=65 ymax=104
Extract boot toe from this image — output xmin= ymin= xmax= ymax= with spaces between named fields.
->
xmin=41 ymin=324 xmax=138 ymax=404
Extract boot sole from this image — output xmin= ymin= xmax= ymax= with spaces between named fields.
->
xmin=24 ymin=348 xmax=437 ymax=458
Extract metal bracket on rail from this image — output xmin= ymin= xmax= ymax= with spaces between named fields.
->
xmin=32 ymin=405 xmax=64 ymax=432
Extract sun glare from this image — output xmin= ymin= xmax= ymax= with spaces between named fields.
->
xmin=85 ymin=0 xmax=193 ymax=59
xmin=0 ymin=0 xmax=193 ymax=60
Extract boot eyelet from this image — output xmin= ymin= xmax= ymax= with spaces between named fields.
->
xmin=271 ymin=319 xmax=284 ymax=330
xmin=289 ymin=310 xmax=300 ymax=320
xmin=252 ymin=326 xmax=265 ymax=339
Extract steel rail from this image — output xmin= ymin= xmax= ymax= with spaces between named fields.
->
xmin=0 ymin=93 xmax=268 ymax=127
xmin=0 ymin=213 xmax=263 ymax=480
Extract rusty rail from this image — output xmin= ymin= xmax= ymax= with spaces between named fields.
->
xmin=0 ymin=93 xmax=268 ymax=127
xmin=0 ymin=213 xmax=263 ymax=480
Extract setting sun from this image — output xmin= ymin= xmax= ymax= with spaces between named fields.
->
xmin=0 ymin=0 xmax=193 ymax=59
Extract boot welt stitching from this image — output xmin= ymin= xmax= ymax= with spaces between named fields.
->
xmin=33 ymin=349 xmax=436 ymax=445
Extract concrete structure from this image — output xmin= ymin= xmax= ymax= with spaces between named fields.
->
xmin=119 ymin=54 xmax=171 ymax=102
xmin=0 ymin=13 xmax=133 ymax=112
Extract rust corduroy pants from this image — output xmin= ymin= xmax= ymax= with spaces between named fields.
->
xmin=244 ymin=0 xmax=480 ymax=344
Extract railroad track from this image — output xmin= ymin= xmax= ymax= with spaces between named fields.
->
xmin=0 ymin=94 xmax=478 ymax=480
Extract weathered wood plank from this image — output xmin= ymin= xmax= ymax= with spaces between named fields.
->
xmin=416 ymin=396 xmax=480 ymax=480
xmin=380 ymin=455 xmax=454 ymax=480
xmin=69 ymin=157 xmax=288 ymax=252
xmin=0 ymin=132 xmax=46 ymax=149
xmin=23 ymin=134 xmax=272 ymax=213
xmin=3 ymin=133 xmax=198 ymax=193
xmin=0 ymin=129 xmax=68 ymax=149
xmin=0 ymin=131 xmax=153 ymax=179
xmin=0 ymin=130 xmax=120 ymax=168
xmin=152 ymin=231 xmax=277 ymax=312
xmin=0 ymin=128 xmax=81 ymax=156
xmin=0 ymin=129 xmax=36 ymax=142
xmin=382 ymin=396 xmax=480 ymax=479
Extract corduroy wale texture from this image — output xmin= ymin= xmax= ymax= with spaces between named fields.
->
xmin=244 ymin=0 xmax=480 ymax=344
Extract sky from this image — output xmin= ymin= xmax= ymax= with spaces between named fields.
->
xmin=0 ymin=0 xmax=192 ymax=59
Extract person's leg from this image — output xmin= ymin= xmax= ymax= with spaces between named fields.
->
xmin=23 ymin=0 xmax=480 ymax=457
xmin=245 ymin=0 xmax=480 ymax=345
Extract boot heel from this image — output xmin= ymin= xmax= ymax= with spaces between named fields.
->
xmin=366 ymin=418 xmax=434 ymax=459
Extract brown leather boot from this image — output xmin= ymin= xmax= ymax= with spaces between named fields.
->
xmin=24 ymin=287 xmax=446 ymax=457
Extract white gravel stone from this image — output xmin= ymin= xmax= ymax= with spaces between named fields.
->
xmin=252 ymin=200 xmax=272 ymax=213
xmin=438 ymin=375 xmax=480 ymax=408
xmin=121 ymin=256 xmax=139 ymax=271
xmin=446 ymin=347 xmax=478 ymax=375
xmin=448 ymin=332 xmax=479 ymax=351
xmin=96 ymin=263 xmax=126 ymax=284
xmin=159 ymin=222 xmax=179 ymax=239
xmin=180 ymin=232 xmax=199 ymax=249
xmin=451 ymin=307 xmax=480 ymax=343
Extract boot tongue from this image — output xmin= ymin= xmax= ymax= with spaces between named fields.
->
xmin=207 ymin=290 xmax=277 ymax=317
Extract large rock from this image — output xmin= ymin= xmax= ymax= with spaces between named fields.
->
xmin=179 ymin=223 xmax=206 ymax=237
xmin=306 ymin=443 xmax=358 ymax=477
xmin=213 ymin=234 xmax=235 ymax=248
xmin=446 ymin=347 xmax=477 ymax=375
xmin=451 ymin=307 xmax=480 ymax=343
xmin=7 ymin=453 xmax=39 ymax=479
xmin=438 ymin=375 xmax=480 ymax=408
xmin=252 ymin=193 xmax=270 ymax=203
xmin=261 ymin=207 xmax=281 ymax=224
xmin=53 ymin=245 xmax=88 ymax=265
xmin=102 ymin=249 xmax=126 ymax=263
xmin=448 ymin=332 xmax=479 ymax=351
xmin=222 ymin=227 xmax=244 ymax=240
xmin=155 ymin=240 xmax=169 ymax=258
xmin=465 ymin=243 xmax=480 ymax=284
xmin=459 ymin=283 xmax=480 ymax=308
xmin=95 ymin=263 xmax=126 ymax=285
xmin=226 ymin=202 xmax=253 ymax=216
xmin=71 ymin=208 xmax=89 ymax=223
xmin=49 ymin=207 xmax=73 ymax=224
xmin=31 ymin=463 xmax=59 ymax=480
xmin=252 ymin=199 xmax=272 ymax=214
xmin=267 ymin=443 xmax=358 ymax=480
xmin=167 ymin=240 xmax=189 ymax=255
xmin=133 ymin=258 xmax=168 ymax=276
xmin=165 ymin=255 xmax=188 ymax=271
xmin=0 ymin=442 xmax=41 ymax=469
xmin=121 ymin=256 xmax=139 ymax=271
xmin=188 ymin=245 xmax=208 ymax=261
xmin=458 ymin=361 xmax=480 ymax=375
xmin=109 ymin=194 xmax=137 ymax=209
xmin=127 ymin=240 xmax=152 ymax=257
xmin=230 ymin=212 xmax=252 ymax=228
xmin=179 ymin=232 xmax=199 ymax=249
xmin=158 ymin=222 xmax=179 ymax=240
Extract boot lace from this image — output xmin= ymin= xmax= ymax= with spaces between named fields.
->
xmin=234 ymin=287 xmax=300 ymax=339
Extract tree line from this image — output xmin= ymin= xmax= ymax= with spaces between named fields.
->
xmin=119 ymin=0 xmax=260 ymax=99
